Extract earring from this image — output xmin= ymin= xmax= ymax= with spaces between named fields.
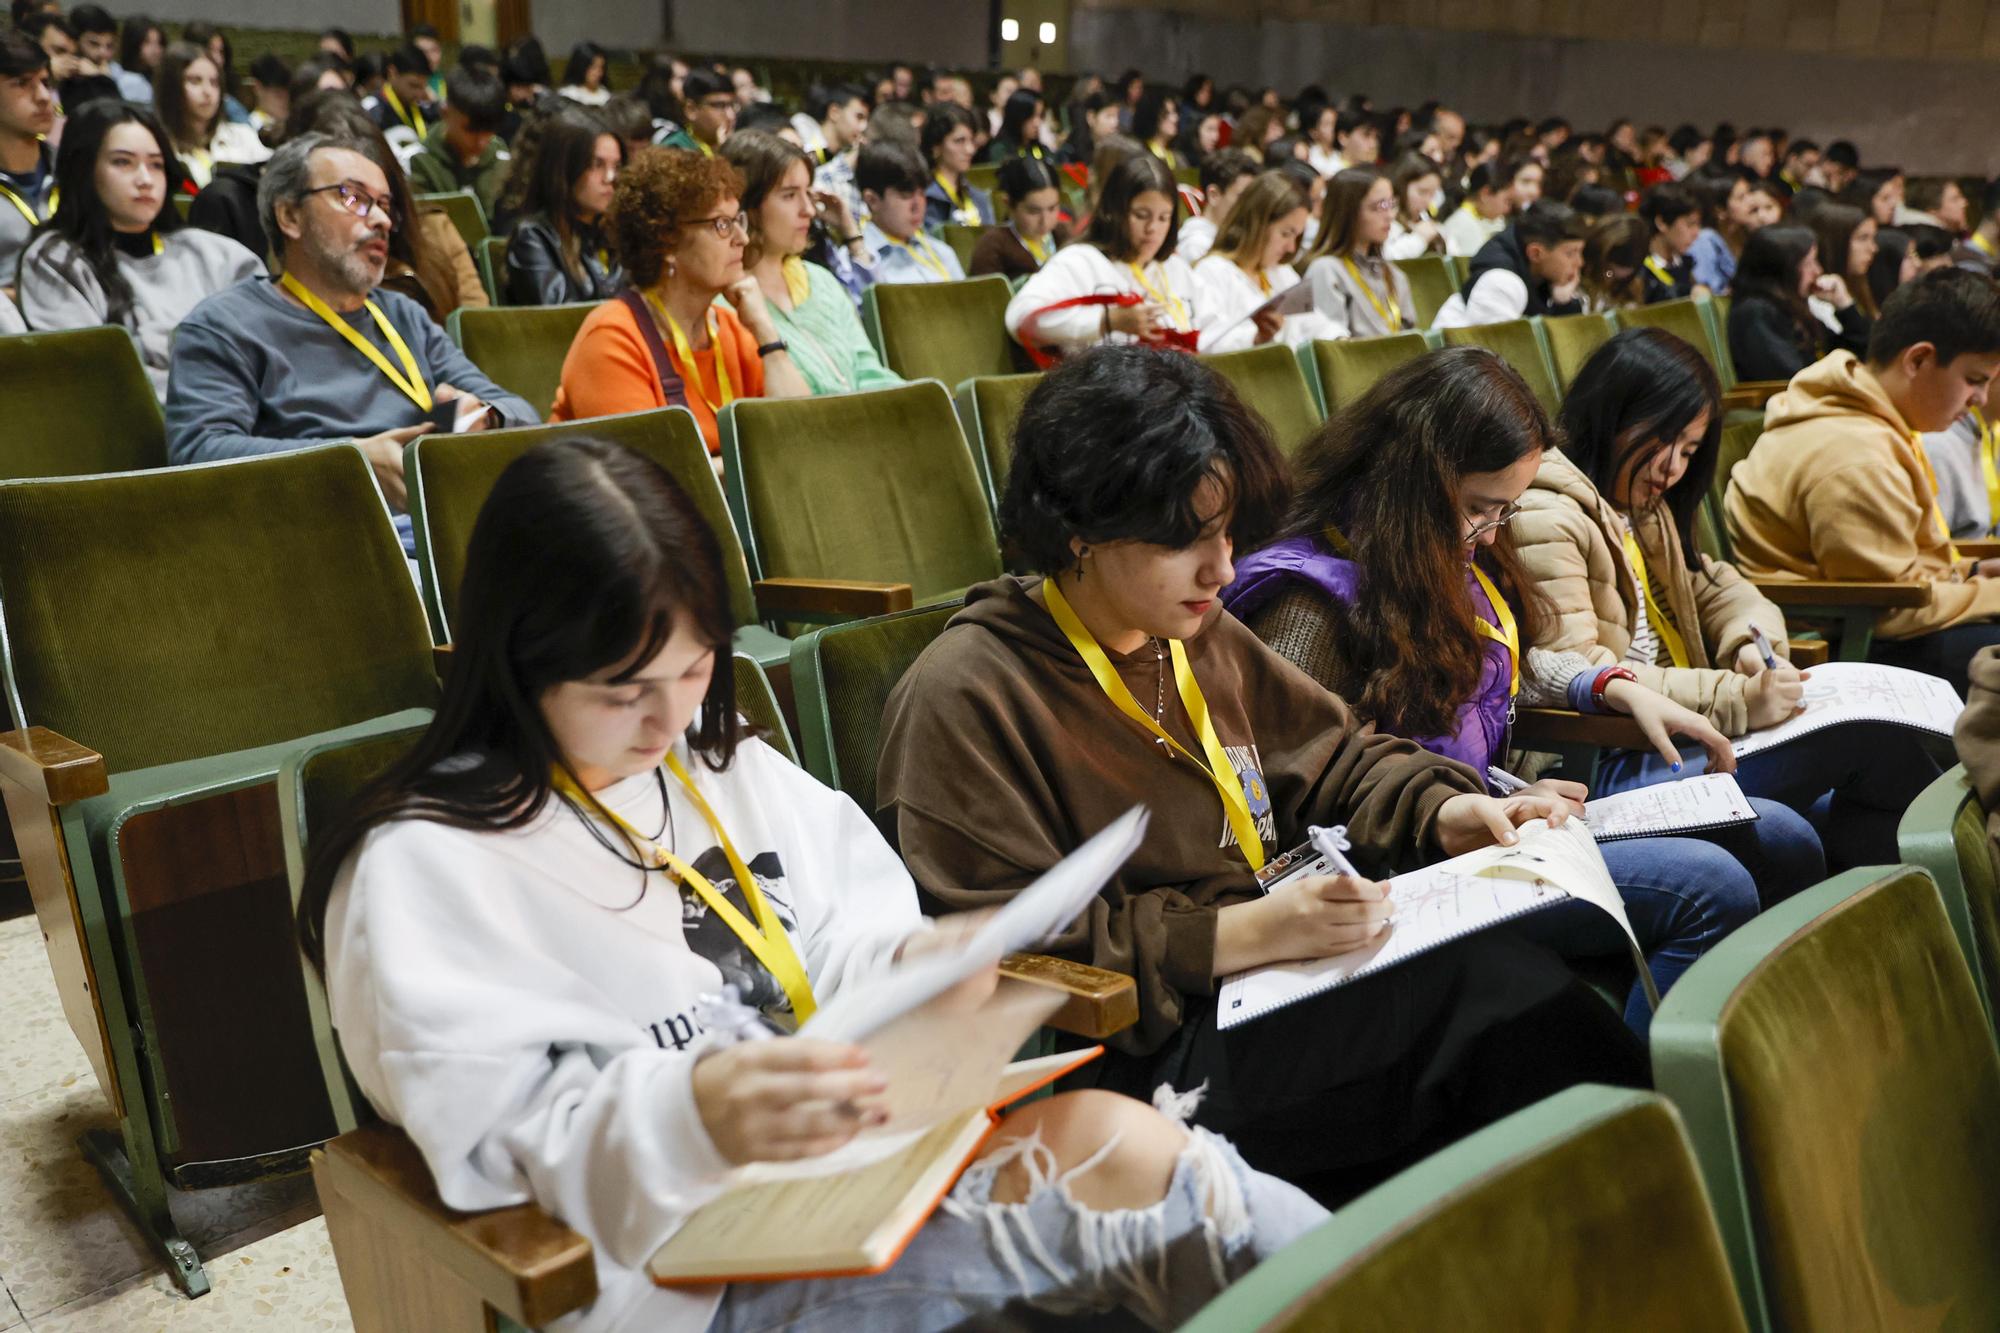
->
xmin=666 ymin=256 xmax=677 ymax=277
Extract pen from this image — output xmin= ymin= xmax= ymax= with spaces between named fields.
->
xmin=1306 ymin=824 xmax=1363 ymax=879
xmin=1748 ymin=622 xmax=1778 ymax=670
xmin=1486 ymin=765 xmax=1530 ymax=794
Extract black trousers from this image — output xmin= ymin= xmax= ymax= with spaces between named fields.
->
xmin=1088 ymin=934 xmax=1649 ymax=1206
xmin=1869 ymin=621 xmax=2000 ymax=697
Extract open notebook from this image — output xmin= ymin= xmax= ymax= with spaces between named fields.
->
xmin=1582 ymin=772 xmax=1756 ymax=841
xmin=1730 ymin=662 xmax=1961 ymax=760
xmin=1217 ymin=818 xmax=1649 ymax=1030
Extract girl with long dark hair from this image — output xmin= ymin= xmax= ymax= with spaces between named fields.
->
xmin=154 ymin=39 xmax=265 ymax=185
xmin=15 ymin=99 xmax=258 ymax=400
xmin=304 ymin=437 xmax=1329 ymax=1333
xmin=557 ymin=39 xmax=610 ymax=106
xmin=114 ymin=13 xmax=161 ymax=102
xmin=970 ymin=154 xmax=1065 ymax=278
xmin=985 ymin=87 xmax=1050 ymax=163
xmin=1297 ymin=165 xmax=1417 ymax=339
xmin=503 ymin=106 xmax=625 ymax=306
xmin=1727 ymin=223 xmax=1859 ymax=381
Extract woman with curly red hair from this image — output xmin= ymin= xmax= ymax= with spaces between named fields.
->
xmin=550 ymin=147 xmax=808 ymax=451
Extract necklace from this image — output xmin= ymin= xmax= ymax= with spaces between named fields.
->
xmin=1151 ymin=637 xmax=1170 ymax=748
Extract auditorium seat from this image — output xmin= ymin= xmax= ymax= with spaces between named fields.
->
xmin=476 ymin=235 xmax=508 ymax=306
xmin=445 ymin=302 xmax=598 ymax=420
xmin=941 ymin=222 xmax=992 ymax=273
xmin=953 ymin=370 xmax=1041 ymax=508
xmin=1198 ymin=343 xmax=1324 ymax=455
xmin=1302 ymin=330 xmax=1432 ymax=413
xmin=1898 ymin=764 xmax=2000 ymax=1034
xmin=1542 ymin=312 xmax=1617 ymax=392
xmin=415 ymin=188 xmax=489 ymax=249
xmin=1180 ymin=1086 xmax=1747 ymax=1331
xmin=1391 ymin=255 xmax=1456 ymax=328
xmin=1439 ymin=318 xmax=1562 ymax=417
xmin=1653 ymin=865 xmax=2000 ymax=1329
xmin=0 ymin=325 xmax=167 ymax=478
xmin=861 ymin=275 xmax=1022 ymax=387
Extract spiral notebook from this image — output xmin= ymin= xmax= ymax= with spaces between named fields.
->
xmin=1216 ymin=819 xmax=1648 ymax=1030
xmin=1729 ymin=662 xmax=1961 ymax=760
xmin=1581 ymin=773 xmax=1757 ymax=841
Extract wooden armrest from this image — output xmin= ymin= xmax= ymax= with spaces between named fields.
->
xmin=1753 ymin=580 xmax=1931 ymax=607
xmin=1957 ymin=539 xmax=2000 ymax=559
xmin=0 ymin=727 xmax=109 ymax=805
xmin=1512 ymin=708 xmax=1652 ymax=751
xmin=753 ymin=577 xmax=915 ymax=619
xmin=999 ymin=952 xmax=1138 ymax=1040
xmin=1787 ymin=639 xmax=1829 ymax=667
xmin=317 ymin=1123 xmax=597 ymax=1328
xmin=1720 ymin=380 xmax=1786 ymax=413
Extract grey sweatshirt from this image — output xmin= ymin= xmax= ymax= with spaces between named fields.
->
xmin=17 ymin=227 xmax=264 ymax=401
xmin=164 ymin=276 xmax=538 ymax=466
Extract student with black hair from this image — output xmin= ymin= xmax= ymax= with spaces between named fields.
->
xmin=557 ymin=41 xmax=610 ymax=106
xmin=1439 ymin=159 xmax=1511 ymax=257
xmin=114 ymin=14 xmax=162 ymax=102
xmin=1638 ymin=181 xmax=1702 ymax=301
xmin=1175 ymin=146 xmax=1257 ymax=264
xmin=1728 ymin=269 xmax=2000 ymax=694
xmin=403 ymin=64 xmax=510 ymax=217
xmin=155 ymin=40 xmax=266 ymax=185
xmin=921 ymin=101 xmax=992 ymax=227
xmin=16 ymin=99 xmax=260 ymax=400
xmin=1433 ymin=200 xmax=1587 ymax=328
xmin=1685 ymin=168 xmax=1780 ymax=294
xmin=1383 ymin=151 xmax=1445 ymax=259
xmin=970 ymin=154 xmax=1063 ymax=279
xmin=1331 ymin=105 xmax=1379 ymax=172
xmin=0 ymin=30 xmax=57 ymax=292
xmin=1726 ymin=224 xmax=1861 ymax=382
xmin=65 ymin=4 xmax=115 ymax=80
xmin=805 ymin=82 xmax=868 ymax=169
xmin=877 ymin=345 xmax=1648 ymax=1200
xmin=370 ymin=43 xmax=436 ymax=152
xmin=503 ymin=107 xmax=624 ymax=306
xmin=855 ymin=138 xmax=963 ymax=283
xmin=1868 ymin=227 xmax=1920 ymax=310
xmin=242 ymin=53 xmax=292 ymax=135
xmin=808 ymin=84 xmax=870 ymax=234
xmin=1131 ymin=88 xmax=1182 ymax=171
xmin=1778 ymin=138 xmax=1819 ymax=195
xmin=1900 ymin=177 xmax=1968 ymax=235
xmin=661 ymin=67 xmax=734 ymax=156
xmin=1809 ymin=200 xmax=1880 ymax=332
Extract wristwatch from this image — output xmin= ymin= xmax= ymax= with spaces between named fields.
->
xmin=756 ymin=339 xmax=788 ymax=358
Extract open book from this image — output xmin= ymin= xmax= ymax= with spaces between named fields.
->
xmin=1730 ymin=662 xmax=1961 ymax=760
xmin=1206 ymin=279 xmax=1317 ymax=342
xmin=1582 ymin=772 xmax=1756 ymax=841
xmin=1216 ymin=818 xmax=1649 ymax=1030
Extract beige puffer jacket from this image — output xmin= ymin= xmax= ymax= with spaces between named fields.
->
xmin=1514 ymin=449 xmax=1787 ymax=737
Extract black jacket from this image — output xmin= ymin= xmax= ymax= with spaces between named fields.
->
xmin=502 ymin=213 xmax=623 ymax=307
xmin=1462 ymin=227 xmax=1583 ymax=319
xmin=1728 ymin=293 xmax=1868 ymax=383
xmin=186 ymin=162 xmax=268 ymax=264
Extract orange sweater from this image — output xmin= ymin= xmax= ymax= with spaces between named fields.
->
xmin=548 ymin=296 xmax=765 ymax=453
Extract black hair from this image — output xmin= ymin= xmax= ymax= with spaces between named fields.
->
xmin=117 ymin=15 xmax=161 ymax=74
xmin=37 ymin=99 xmax=187 ymax=326
xmin=444 ymin=65 xmax=504 ymax=131
xmin=1569 ymin=184 xmax=1624 ymax=219
xmin=319 ymin=28 xmax=356 ymax=61
xmin=297 ymin=439 xmax=743 ymax=975
xmin=248 ymin=52 xmax=290 ymax=90
xmin=67 ymin=4 xmax=113 ymax=37
xmin=996 ymin=153 xmax=1060 ymax=204
xmin=813 ymin=81 xmax=868 ymax=122
xmin=1869 ymin=227 xmax=1912 ymax=310
xmin=180 ymin=21 xmax=233 ymax=96
xmin=600 ymin=91 xmax=653 ymax=143
xmin=1733 ymin=224 xmax=1821 ymax=364
xmin=1000 ymin=345 xmax=1288 ymax=575
xmin=19 ymin=13 xmax=71 ymax=43
xmin=635 ymin=54 xmax=682 ymax=122
xmin=1131 ymin=87 xmax=1176 ymax=144
xmin=1667 ymin=123 xmax=1704 ymax=156
xmin=1083 ymin=151 xmax=1180 ymax=260
xmin=994 ymin=88 xmax=1043 ymax=148
xmin=680 ymin=66 xmax=730 ymax=106
xmin=1824 ymin=140 xmax=1859 ymax=169
xmin=458 ymin=45 xmax=500 ymax=76
xmin=737 ymin=102 xmax=790 ymax=136
xmin=510 ymin=106 xmax=618 ymax=283
xmin=855 ymin=138 xmax=926 ymax=197
xmin=1199 ymin=146 xmax=1258 ymax=195
xmin=1868 ymin=267 xmax=2000 ymax=367
xmin=0 ymin=29 xmax=49 ymax=78
xmin=1515 ymin=199 xmax=1584 ymax=250
xmin=154 ymin=41 xmax=221 ymax=156
xmin=919 ymin=100 xmax=979 ymax=167
xmin=1905 ymin=222 xmax=1954 ymax=262
xmin=287 ymin=55 xmax=348 ymax=105
xmin=387 ymin=43 xmax=429 ymax=78
xmin=502 ymin=35 xmax=551 ymax=89
xmin=561 ymin=41 xmax=607 ymax=90
xmin=1640 ymin=181 xmax=1700 ymax=229
xmin=410 ymin=21 xmax=440 ymax=41
xmin=1783 ymin=137 xmax=1819 ymax=163
xmin=1558 ymin=328 xmax=1721 ymax=572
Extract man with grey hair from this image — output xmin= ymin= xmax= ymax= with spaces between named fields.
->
xmin=165 ymin=132 xmax=535 ymax=545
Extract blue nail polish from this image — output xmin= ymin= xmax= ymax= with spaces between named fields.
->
xmin=1671 ymin=761 xmax=1682 ymax=772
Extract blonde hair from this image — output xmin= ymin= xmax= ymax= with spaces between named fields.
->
xmin=1210 ymin=172 xmax=1308 ymax=269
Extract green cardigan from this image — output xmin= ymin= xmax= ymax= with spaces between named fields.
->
xmin=768 ymin=261 xmax=905 ymax=397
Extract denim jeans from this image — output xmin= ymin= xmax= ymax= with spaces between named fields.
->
xmin=1595 ymin=722 xmax=1941 ymax=870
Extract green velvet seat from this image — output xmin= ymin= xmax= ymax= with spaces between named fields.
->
xmin=1301 ymin=331 xmax=1430 ymax=413
xmin=416 ymin=188 xmax=489 ymax=248
xmin=1542 ymin=312 xmax=1617 ymax=392
xmin=719 ymin=381 xmax=1003 ymax=619
xmin=1391 ymin=255 xmax=1456 ymax=328
xmin=953 ymin=371 xmax=1041 ymax=509
xmin=1198 ymin=343 xmax=1324 ymax=455
xmin=788 ymin=603 xmax=959 ymax=804
xmin=860 ymin=275 xmax=1020 ymax=387
xmin=1897 ymin=763 xmax=2000 ymax=1033
xmin=941 ymin=222 xmax=992 ymax=273
xmin=445 ymin=301 xmax=598 ymax=420
xmin=476 ymin=235 xmax=508 ymax=306
xmin=402 ymin=407 xmax=789 ymax=668
xmin=0 ymin=444 xmax=440 ymax=1296
xmin=1182 ymin=1085 xmax=1745 ymax=1331
xmin=1439 ymin=318 xmax=1562 ymax=418
xmin=0 ymin=325 xmax=167 ymax=478
xmin=1616 ymin=297 xmax=1726 ymax=382
xmin=1652 ymin=866 xmax=2000 ymax=1331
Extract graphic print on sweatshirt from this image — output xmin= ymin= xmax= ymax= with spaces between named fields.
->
xmin=1219 ymin=743 xmax=1279 ymax=855
xmin=678 ymin=846 xmax=800 ymax=1018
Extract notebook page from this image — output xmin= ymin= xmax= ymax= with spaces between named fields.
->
xmin=1730 ymin=662 xmax=1961 ymax=760
xmin=1582 ymin=773 xmax=1756 ymax=841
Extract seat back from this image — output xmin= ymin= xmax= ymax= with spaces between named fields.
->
xmin=1543 ymin=312 xmax=1617 ymax=392
xmin=476 ymin=235 xmax=507 ymax=305
xmin=1897 ymin=764 xmax=2000 ymax=1031
xmin=1617 ymin=298 xmax=1726 ymax=383
xmin=964 ymin=163 xmax=999 ymax=197
xmin=1439 ymin=319 xmax=1562 ymax=418
xmin=406 ymin=408 xmax=752 ymax=640
xmin=446 ymin=302 xmax=597 ymax=420
xmin=0 ymin=326 xmax=168 ymax=478
xmin=1392 ymin=256 xmax=1456 ymax=327
xmin=720 ymin=381 xmax=1002 ymax=605
xmin=0 ymin=445 xmax=436 ymax=774
xmin=1708 ymin=413 xmax=1766 ymax=557
xmin=1180 ymin=1086 xmax=1746 ymax=1332
xmin=941 ymin=222 xmax=991 ymax=273
xmin=953 ymin=371 xmax=1041 ymax=508
xmin=1305 ymin=332 xmax=1430 ymax=413
xmin=416 ymin=189 xmax=488 ymax=248
xmin=861 ymin=276 xmax=1019 ymax=386
xmin=1199 ymin=344 xmax=1324 ymax=454
xmin=1652 ymin=866 xmax=2000 ymax=1331
xmin=790 ymin=604 xmax=960 ymax=810
xmin=1706 ymin=295 xmax=1739 ymax=387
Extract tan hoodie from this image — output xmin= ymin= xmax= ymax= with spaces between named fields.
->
xmin=1514 ymin=449 xmax=1785 ymax=737
xmin=1724 ymin=351 xmax=2000 ymax=639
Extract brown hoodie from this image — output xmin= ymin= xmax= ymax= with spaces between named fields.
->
xmin=1954 ymin=645 xmax=2000 ymax=902
xmin=875 ymin=575 xmax=1484 ymax=1055
xmin=1723 ymin=350 xmax=2000 ymax=639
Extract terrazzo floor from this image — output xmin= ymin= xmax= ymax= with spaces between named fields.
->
xmin=0 ymin=910 xmax=353 ymax=1330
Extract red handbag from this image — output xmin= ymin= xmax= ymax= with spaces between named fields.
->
xmin=1015 ymin=292 xmax=1199 ymax=369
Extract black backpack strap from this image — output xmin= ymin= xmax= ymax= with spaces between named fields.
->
xmin=615 ymin=287 xmax=692 ymax=411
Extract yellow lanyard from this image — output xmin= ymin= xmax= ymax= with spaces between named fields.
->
xmin=1149 ymin=140 xmax=1180 ymax=170
xmin=1974 ymin=233 xmax=1998 ymax=259
xmin=383 ymin=86 xmax=426 ymax=136
xmin=552 ymin=755 xmax=817 ymax=1023
xmin=1127 ymin=261 xmax=1191 ymax=331
xmin=1909 ymin=430 xmax=1962 ymax=560
xmin=1342 ymin=255 xmax=1403 ymax=330
xmin=781 ymin=255 xmax=812 ymax=307
xmin=935 ymin=171 xmax=980 ymax=225
xmin=645 ymin=291 xmax=734 ymax=411
xmin=0 ymin=181 xmax=54 ymax=227
xmin=1977 ymin=410 xmax=2000 ymax=535
xmin=1012 ymin=225 xmax=1052 ymax=264
xmin=1643 ymin=253 xmax=1677 ymax=288
xmin=1469 ymin=564 xmax=1520 ymax=697
xmin=1620 ymin=526 xmax=1692 ymax=668
xmin=1044 ymin=578 xmax=1264 ymax=870
xmin=890 ymin=233 xmax=954 ymax=280
xmin=183 ymin=145 xmax=212 ymax=176
xmin=278 ymin=272 xmax=432 ymax=410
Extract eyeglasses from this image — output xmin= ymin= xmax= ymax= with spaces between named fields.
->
xmin=697 ymin=96 xmax=738 ymax=113
xmin=304 ymin=179 xmax=397 ymax=225
xmin=1366 ymin=197 xmax=1398 ymax=213
xmin=1464 ymin=502 xmax=1524 ymax=542
xmin=684 ymin=211 xmax=751 ymax=239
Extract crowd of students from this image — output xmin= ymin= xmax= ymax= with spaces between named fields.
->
xmin=8 ymin=11 xmax=2000 ymax=1329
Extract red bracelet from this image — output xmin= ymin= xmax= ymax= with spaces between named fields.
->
xmin=1590 ymin=666 xmax=1637 ymax=708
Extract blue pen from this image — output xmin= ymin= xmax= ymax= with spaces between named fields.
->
xmin=1748 ymin=622 xmax=1779 ymax=670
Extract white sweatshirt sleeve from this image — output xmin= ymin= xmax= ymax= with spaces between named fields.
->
xmin=1191 ymin=255 xmax=1258 ymax=355
xmin=1006 ymin=243 xmax=1122 ymax=352
xmin=16 ymin=235 xmax=110 ymax=333
xmin=1460 ymin=269 xmax=1530 ymax=327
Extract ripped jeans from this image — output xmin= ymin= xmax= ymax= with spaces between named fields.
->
xmin=705 ymin=1098 xmax=1327 ymax=1332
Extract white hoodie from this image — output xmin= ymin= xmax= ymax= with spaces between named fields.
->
xmin=1005 ymin=242 xmax=1213 ymax=356
xmin=1191 ymin=254 xmax=1335 ymax=354
xmin=325 ymin=735 xmax=920 ymax=1333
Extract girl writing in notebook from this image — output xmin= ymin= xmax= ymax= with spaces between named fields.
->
xmin=1515 ymin=327 xmax=1943 ymax=865
xmin=876 ymin=345 xmax=1648 ymax=1204
xmin=300 ymin=440 xmax=1326 ymax=1333
xmin=1220 ymin=347 xmax=1824 ymax=1032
